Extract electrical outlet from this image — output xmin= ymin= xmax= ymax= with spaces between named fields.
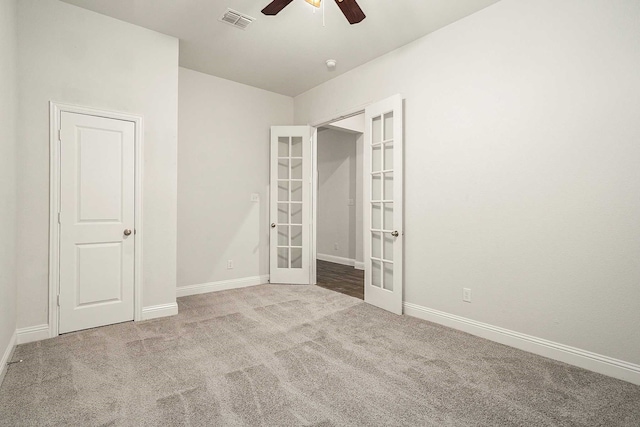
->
xmin=250 ymin=193 xmax=259 ymax=202
xmin=463 ymin=288 xmax=472 ymax=303
xmin=348 ymin=199 xmax=355 ymax=206
xmin=227 ymin=260 xmax=234 ymax=269
xmin=334 ymin=243 xmax=339 ymax=250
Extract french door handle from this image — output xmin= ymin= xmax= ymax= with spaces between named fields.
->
xmin=271 ymin=223 xmax=276 ymax=228
xmin=391 ymin=231 xmax=399 ymax=237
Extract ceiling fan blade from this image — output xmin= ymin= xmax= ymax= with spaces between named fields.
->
xmin=335 ymin=0 xmax=366 ymax=24
xmin=262 ymin=0 xmax=295 ymax=16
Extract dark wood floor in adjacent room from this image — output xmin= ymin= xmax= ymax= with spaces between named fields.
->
xmin=316 ymin=260 xmax=364 ymax=300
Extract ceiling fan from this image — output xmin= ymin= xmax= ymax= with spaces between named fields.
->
xmin=261 ymin=0 xmax=366 ymax=25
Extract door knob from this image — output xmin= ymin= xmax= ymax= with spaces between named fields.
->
xmin=271 ymin=223 xmax=276 ymax=228
xmin=124 ymin=229 xmax=132 ymax=236
xmin=391 ymin=230 xmax=399 ymax=237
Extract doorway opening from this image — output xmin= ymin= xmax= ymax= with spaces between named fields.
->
xmin=269 ymin=94 xmax=403 ymax=314
xmin=315 ymin=115 xmax=365 ymax=299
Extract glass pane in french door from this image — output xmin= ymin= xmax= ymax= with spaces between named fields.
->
xmin=277 ymin=136 xmax=302 ymax=269
xmin=370 ymin=111 xmax=394 ymax=291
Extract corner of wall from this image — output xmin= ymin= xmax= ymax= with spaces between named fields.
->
xmin=0 ymin=331 xmax=17 ymax=388
xmin=0 ymin=0 xmax=19 ymax=388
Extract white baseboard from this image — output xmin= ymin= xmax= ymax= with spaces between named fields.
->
xmin=403 ymin=302 xmax=640 ymax=386
xmin=16 ymin=306 xmax=181 ymax=338
xmin=317 ymin=253 xmax=357 ymax=267
xmin=16 ymin=324 xmax=50 ymax=345
xmin=177 ymin=275 xmax=269 ymax=298
xmin=141 ymin=303 xmax=179 ymax=321
xmin=317 ymin=254 xmax=365 ymax=270
xmin=0 ymin=331 xmax=17 ymax=387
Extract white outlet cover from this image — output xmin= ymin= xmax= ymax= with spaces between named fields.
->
xmin=250 ymin=193 xmax=259 ymax=202
xmin=348 ymin=199 xmax=355 ymax=206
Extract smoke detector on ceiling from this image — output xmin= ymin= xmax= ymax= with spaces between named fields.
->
xmin=326 ymin=59 xmax=337 ymax=71
xmin=219 ymin=9 xmax=256 ymax=30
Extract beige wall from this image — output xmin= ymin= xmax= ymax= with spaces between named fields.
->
xmin=295 ymin=0 xmax=640 ymax=365
xmin=317 ymin=129 xmax=360 ymax=263
xmin=0 ymin=0 xmax=18 ymax=375
xmin=177 ymin=67 xmax=293 ymax=289
xmin=16 ymin=0 xmax=179 ymax=329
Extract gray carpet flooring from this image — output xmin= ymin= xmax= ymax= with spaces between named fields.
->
xmin=1 ymin=284 xmax=639 ymax=426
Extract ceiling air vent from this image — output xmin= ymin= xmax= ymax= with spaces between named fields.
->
xmin=219 ymin=9 xmax=255 ymax=30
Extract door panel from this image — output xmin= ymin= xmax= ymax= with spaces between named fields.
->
xmin=78 ymin=128 xmax=123 ymax=222
xmin=270 ymin=126 xmax=312 ymax=284
xmin=76 ymin=242 xmax=123 ymax=305
xmin=59 ymin=112 xmax=135 ymax=333
xmin=364 ymin=95 xmax=404 ymax=314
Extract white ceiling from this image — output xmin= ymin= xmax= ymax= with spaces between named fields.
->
xmin=60 ymin=0 xmax=501 ymax=96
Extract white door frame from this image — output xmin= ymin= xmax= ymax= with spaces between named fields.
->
xmin=48 ymin=101 xmax=144 ymax=338
xmin=309 ymin=104 xmax=369 ymax=287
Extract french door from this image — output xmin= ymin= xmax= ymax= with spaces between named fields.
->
xmin=269 ymin=126 xmax=312 ymax=284
xmin=363 ymin=95 xmax=404 ymax=314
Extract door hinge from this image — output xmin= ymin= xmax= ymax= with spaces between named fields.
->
xmin=57 ymin=212 xmax=61 ymax=224
xmin=57 ymin=295 xmax=60 ymax=307
xmin=58 ymin=129 xmax=61 ymax=141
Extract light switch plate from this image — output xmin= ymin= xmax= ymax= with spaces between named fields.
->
xmin=463 ymin=288 xmax=472 ymax=303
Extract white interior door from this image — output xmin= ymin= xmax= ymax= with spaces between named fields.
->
xmin=270 ymin=126 xmax=312 ymax=284
xmin=59 ymin=112 xmax=135 ymax=333
xmin=364 ymin=95 xmax=404 ymax=314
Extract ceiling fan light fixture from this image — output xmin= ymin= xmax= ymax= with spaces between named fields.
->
xmin=305 ymin=0 xmax=321 ymax=8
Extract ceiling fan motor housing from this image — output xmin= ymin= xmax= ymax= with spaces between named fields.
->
xmin=262 ymin=0 xmax=366 ymax=25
